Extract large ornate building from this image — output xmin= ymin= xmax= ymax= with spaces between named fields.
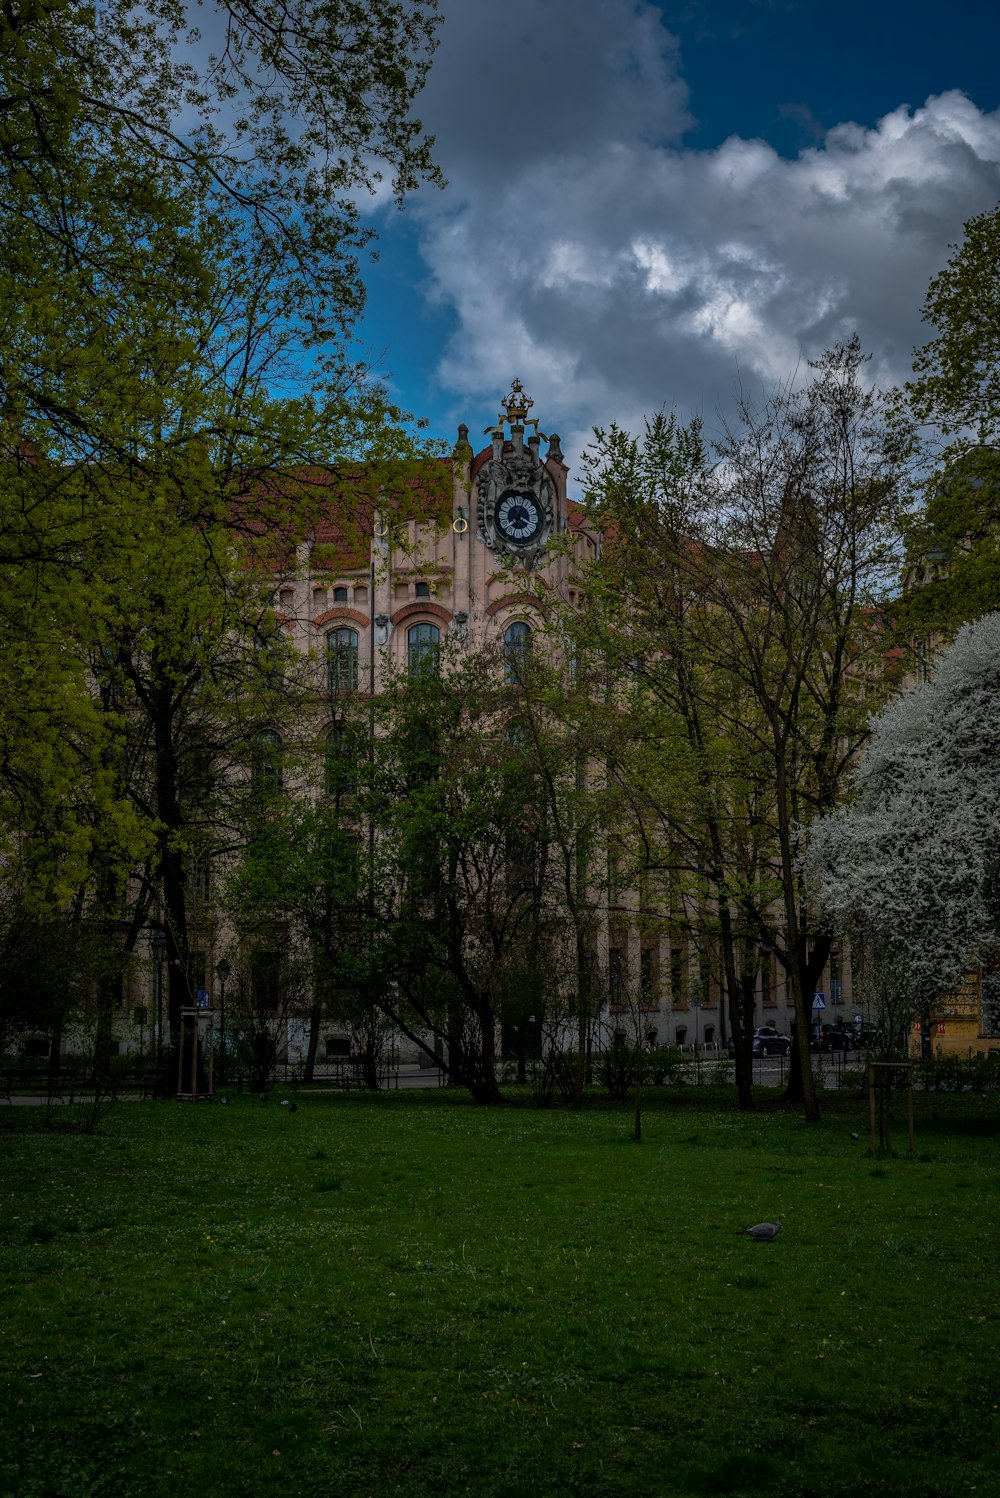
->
xmin=260 ymin=380 xmax=818 ymax=1064
xmin=274 ymin=379 xmax=587 ymax=690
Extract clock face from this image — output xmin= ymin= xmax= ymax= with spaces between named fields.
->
xmin=495 ymin=488 xmax=543 ymax=544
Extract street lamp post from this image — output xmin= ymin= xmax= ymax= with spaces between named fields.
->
xmin=216 ymin=957 xmax=231 ymax=1085
xmin=151 ymin=929 xmax=167 ymax=1074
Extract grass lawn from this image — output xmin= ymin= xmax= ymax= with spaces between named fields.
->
xmin=1 ymin=1085 xmax=998 ymax=1497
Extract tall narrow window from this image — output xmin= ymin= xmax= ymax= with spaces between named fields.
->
xmin=251 ymin=950 xmax=281 ymax=1012
xmin=640 ymin=948 xmax=657 ymax=1006
xmin=255 ymin=627 xmax=284 ymax=690
xmin=759 ymin=949 xmax=776 ymax=1007
xmin=327 ymin=627 xmax=359 ymax=693
xmin=830 ymin=950 xmax=842 ymax=1006
xmin=189 ymin=952 xmax=207 ymax=999
xmin=582 ymin=948 xmax=598 ymax=1004
xmin=189 ymin=856 xmax=211 ymax=903
xmin=670 ymin=947 xmax=687 ymax=1009
xmin=503 ymin=620 xmax=532 ymax=684
xmin=325 ymin=725 xmax=357 ymax=798
xmin=253 ymin=731 xmax=283 ymax=793
xmin=609 ymin=948 xmax=625 ymax=1009
xmin=408 ymin=622 xmax=440 ymax=677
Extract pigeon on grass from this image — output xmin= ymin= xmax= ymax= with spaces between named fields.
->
xmin=736 ymin=1220 xmax=782 ymax=1241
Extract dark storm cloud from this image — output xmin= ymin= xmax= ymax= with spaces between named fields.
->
xmin=394 ymin=2 xmax=1000 ymax=470
xmin=422 ymin=0 xmax=692 ymax=183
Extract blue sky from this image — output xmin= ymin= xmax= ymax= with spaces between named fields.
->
xmin=352 ymin=0 xmax=1000 ymax=477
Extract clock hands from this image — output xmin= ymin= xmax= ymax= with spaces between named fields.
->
xmin=497 ymin=490 xmax=541 ymax=543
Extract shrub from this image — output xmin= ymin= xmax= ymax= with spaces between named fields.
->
xmin=598 ymin=1036 xmax=638 ymax=1098
xmin=916 ymin=1051 xmax=1000 ymax=1094
xmin=647 ymin=1046 xmax=687 ymax=1086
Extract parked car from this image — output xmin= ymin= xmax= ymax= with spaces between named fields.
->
xmin=847 ymin=1021 xmax=879 ymax=1050
xmin=751 ymin=1025 xmax=791 ymax=1057
xmin=727 ymin=1026 xmax=792 ymax=1057
xmin=810 ymin=1022 xmax=855 ymax=1052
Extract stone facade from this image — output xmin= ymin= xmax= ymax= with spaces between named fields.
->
xmin=259 ymin=385 xmax=816 ymax=1056
xmin=111 ymin=384 xmax=873 ymax=1069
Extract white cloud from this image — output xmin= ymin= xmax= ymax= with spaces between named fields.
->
xmin=405 ymin=0 xmax=1000 ymax=477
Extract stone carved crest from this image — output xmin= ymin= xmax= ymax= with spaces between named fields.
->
xmin=476 ymin=441 xmax=554 ymax=571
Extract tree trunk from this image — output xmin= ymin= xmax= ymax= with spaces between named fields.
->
xmin=47 ymin=1014 xmax=63 ymax=1072
xmin=150 ymin=675 xmax=190 ymax=1046
xmin=304 ymin=1000 xmax=321 ymax=1083
xmin=632 ymin=1050 xmax=643 ymax=1143
xmin=572 ymin=932 xmax=589 ymax=1110
xmin=728 ymin=972 xmax=758 ymax=1111
xmin=781 ymin=936 xmax=830 ymax=1121
xmin=93 ymin=973 xmax=119 ymax=1079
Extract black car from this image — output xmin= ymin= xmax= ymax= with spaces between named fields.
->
xmin=751 ymin=1025 xmax=792 ymax=1057
xmin=727 ymin=1026 xmax=792 ymax=1057
xmin=810 ymin=1023 xmax=854 ymax=1052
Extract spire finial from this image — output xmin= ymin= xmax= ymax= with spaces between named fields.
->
xmin=483 ymin=378 xmax=547 ymax=441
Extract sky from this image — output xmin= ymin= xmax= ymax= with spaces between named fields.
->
xmin=349 ymin=0 xmax=1000 ymax=483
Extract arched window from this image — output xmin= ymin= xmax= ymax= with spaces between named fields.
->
xmin=253 ymin=730 xmax=283 ymax=793
xmin=325 ymin=724 xmax=357 ymax=798
xmin=333 ymin=586 xmax=349 ymax=603
xmin=327 ymin=627 xmax=359 ymax=693
xmin=503 ymin=620 xmax=532 ymax=684
xmin=407 ymin=622 xmax=440 ymax=677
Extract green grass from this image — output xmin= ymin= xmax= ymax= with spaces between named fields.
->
xmin=2 ymin=1086 xmax=999 ymax=1497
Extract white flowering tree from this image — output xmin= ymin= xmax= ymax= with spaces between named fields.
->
xmin=809 ymin=613 xmax=1000 ymax=1045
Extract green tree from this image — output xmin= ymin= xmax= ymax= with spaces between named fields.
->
xmin=0 ymin=0 xmax=443 ymax=748
xmin=499 ymin=621 xmax=624 ymax=1109
xmin=904 ymin=204 xmax=1000 ymax=631
xmin=582 ymin=343 xmax=915 ymax=1122
xmin=0 ymin=0 xmax=446 ymax=1055
xmin=225 ymin=783 xmax=396 ymax=1086
xmin=0 ymin=881 xmax=124 ymax=1065
xmin=370 ymin=645 xmax=561 ymax=1105
xmin=91 ymin=506 xmax=308 ymax=1044
xmin=571 ymin=411 xmax=771 ymax=1111
xmin=902 ymin=444 xmax=1000 ymax=632
xmin=0 ymin=0 xmax=442 ymax=404
xmin=910 ymin=204 xmax=1000 ymax=444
